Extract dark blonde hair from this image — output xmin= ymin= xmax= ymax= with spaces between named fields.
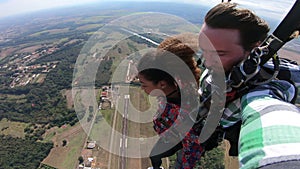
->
xmin=205 ymin=3 xmax=270 ymax=51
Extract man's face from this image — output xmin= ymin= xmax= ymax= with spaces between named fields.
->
xmin=198 ymin=23 xmax=249 ymax=73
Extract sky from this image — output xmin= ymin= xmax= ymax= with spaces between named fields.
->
xmin=0 ymin=0 xmax=296 ymax=20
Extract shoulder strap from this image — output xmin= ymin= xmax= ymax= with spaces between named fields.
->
xmin=260 ymin=0 xmax=300 ymax=65
xmin=228 ymin=0 xmax=300 ymax=89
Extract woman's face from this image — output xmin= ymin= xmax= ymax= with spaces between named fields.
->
xmin=138 ymin=74 xmax=164 ymax=96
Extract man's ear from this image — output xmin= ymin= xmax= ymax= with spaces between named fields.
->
xmin=158 ymin=80 xmax=167 ymax=89
xmin=244 ymin=50 xmax=251 ymax=58
xmin=249 ymin=41 xmax=261 ymax=51
xmin=245 ymin=41 xmax=261 ymax=57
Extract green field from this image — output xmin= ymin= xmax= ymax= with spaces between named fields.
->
xmin=0 ymin=118 xmax=28 ymax=138
xmin=29 ymin=28 xmax=70 ymax=37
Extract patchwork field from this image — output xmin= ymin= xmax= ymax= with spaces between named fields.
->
xmin=42 ymin=124 xmax=87 ymax=169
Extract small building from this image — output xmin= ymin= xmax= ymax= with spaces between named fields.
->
xmin=83 ymin=157 xmax=94 ymax=169
xmin=85 ymin=161 xmax=91 ymax=167
xmin=87 ymin=141 xmax=96 ymax=149
xmin=78 ymin=164 xmax=84 ymax=169
xmin=88 ymin=157 xmax=94 ymax=162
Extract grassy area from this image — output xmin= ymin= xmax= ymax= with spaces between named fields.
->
xmin=42 ymin=123 xmax=86 ymax=169
xmin=43 ymin=129 xmax=57 ymax=142
xmin=29 ymin=28 xmax=70 ymax=37
xmin=42 ymin=125 xmax=68 ymax=144
xmin=101 ymin=108 xmax=114 ymax=124
xmin=60 ymin=132 xmax=85 ymax=169
xmin=0 ymin=94 xmax=27 ymax=103
xmin=58 ymin=38 xmax=70 ymax=44
xmin=89 ymin=109 xmax=114 ymax=141
xmin=76 ymin=24 xmax=103 ymax=31
xmin=0 ymin=118 xmax=28 ymax=138
xmin=76 ymin=15 xmax=114 ymax=24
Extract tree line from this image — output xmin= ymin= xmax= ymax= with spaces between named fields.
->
xmin=0 ymin=135 xmax=53 ymax=169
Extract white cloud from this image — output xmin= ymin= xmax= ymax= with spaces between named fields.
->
xmin=180 ymin=0 xmax=296 ymax=20
xmin=0 ymin=0 xmax=100 ymax=18
xmin=235 ymin=0 xmax=296 ymax=19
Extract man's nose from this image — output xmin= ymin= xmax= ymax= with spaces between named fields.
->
xmin=202 ymin=53 xmax=213 ymax=67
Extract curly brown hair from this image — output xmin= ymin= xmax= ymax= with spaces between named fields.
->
xmin=137 ymin=33 xmax=201 ymax=88
xmin=157 ymin=33 xmax=201 ymax=85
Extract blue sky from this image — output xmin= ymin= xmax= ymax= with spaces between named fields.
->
xmin=0 ymin=0 xmax=296 ymax=20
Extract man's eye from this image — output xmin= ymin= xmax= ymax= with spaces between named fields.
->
xmin=218 ymin=52 xmax=226 ymax=56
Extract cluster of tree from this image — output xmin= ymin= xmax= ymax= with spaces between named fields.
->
xmin=0 ymin=74 xmax=13 ymax=87
xmin=87 ymin=106 xmax=94 ymax=122
xmin=196 ymin=145 xmax=225 ymax=169
xmin=0 ymin=135 xmax=53 ymax=169
xmin=78 ymin=156 xmax=84 ymax=164
xmin=24 ymin=123 xmax=54 ymax=141
xmin=95 ymin=59 xmax=113 ymax=87
xmin=168 ymin=144 xmax=225 ymax=169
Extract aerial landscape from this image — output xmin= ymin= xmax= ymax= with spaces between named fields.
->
xmin=0 ymin=0 xmax=299 ymax=169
